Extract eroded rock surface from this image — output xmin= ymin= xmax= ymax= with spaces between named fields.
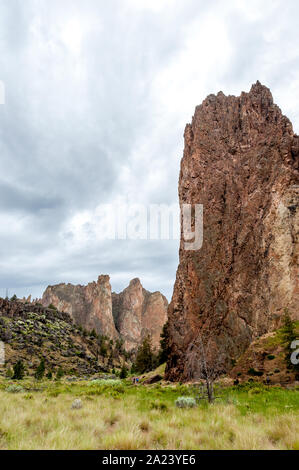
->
xmin=166 ymin=82 xmax=299 ymax=381
xmin=42 ymin=275 xmax=119 ymax=340
xmin=112 ymin=278 xmax=168 ymax=351
xmin=42 ymin=276 xmax=168 ymax=351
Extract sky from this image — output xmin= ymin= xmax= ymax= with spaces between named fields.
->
xmin=0 ymin=0 xmax=299 ymax=301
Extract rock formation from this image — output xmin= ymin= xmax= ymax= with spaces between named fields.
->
xmin=42 ymin=275 xmax=118 ymax=340
xmin=112 ymin=278 xmax=168 ymax=351
xmin=166 ymin=81 xmax=299 ymax=382
xmin=42 ymin=276 xmax=168 ymax=351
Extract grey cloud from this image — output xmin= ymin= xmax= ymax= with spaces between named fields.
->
xmin=0 ymin=179 xmax=63 ymax=212
xmin=0 ymin=0 xmax=298 ymax=302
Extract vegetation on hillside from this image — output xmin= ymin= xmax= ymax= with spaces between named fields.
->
xmin=0 ymin=298 xmax=133 ymax=377
xmin=231 ymin=316 xmax=299 ymax=385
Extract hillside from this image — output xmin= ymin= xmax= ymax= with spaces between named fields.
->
xmin=230 ymin=322 xmax=299 ymax=386
xmin=0 ymin=298 xmax=129 ymax=378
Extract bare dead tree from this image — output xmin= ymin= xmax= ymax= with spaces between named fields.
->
xmin=186 ymin=332 xmax=225 ymax=403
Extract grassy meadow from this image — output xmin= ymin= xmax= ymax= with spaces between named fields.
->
xmin=0 ymin=376 xmax=298 ymax=450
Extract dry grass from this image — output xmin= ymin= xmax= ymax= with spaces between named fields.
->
xmin=0 ymin=384 xmax=298 ymax=450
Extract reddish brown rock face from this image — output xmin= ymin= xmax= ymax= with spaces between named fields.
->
xmin=42 ymin=276 xmax=168 ymax=351
xmin=166 ymin=82 xmax=299 ymax=382
xmin=112 ymin=278 xmax=168 ymax=351
xmin=42 ymin=275 xmax=119 ymax=340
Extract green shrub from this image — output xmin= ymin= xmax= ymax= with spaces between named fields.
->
xmin=56 ymin=367 xmax=64 ymax=380
xmin=247 ymin=368 xmax=263 ymax=377
xmin=248 ymin=387 xmax=262 ymax=395
xmin=48 ymin=304 xmax=57 ymax=310
xmin=12 ymin=360 xmax=25 ymax=380
xmin=175 ymin=397 xmax=197 ymax=408
xmin=150 ymin=400 xmax=168 ymax=411
xmin=88 ymin=379 xmax=122 ymax=387
xmin=5 ymin=367 xmax=13 ymax=378
xmin=110 ymin=390 xmax=123 ymax=399
xmin=86 ymin=379 xmax=124 ymax=396
xmin=158 ymin=322 xmax=170 ymax=365
xmin=120 ymin=365 xmax=128 ymax=379
xmin=35 ymin=358 xmax=45 ymax=380
xmin=90 ymin=329 xmax=98 ymax=338
xmin=267 ymin=355 xmax=276 ymax=360
xmin=24 ymin=394 xmax=33 ymax=400
xmin=48 ymin=390 xmax=60 ymax=397
xmin=6 ymin=384 xmax=24 ymax=393
xmin=135 ymin=335 xmax=157 ymax=373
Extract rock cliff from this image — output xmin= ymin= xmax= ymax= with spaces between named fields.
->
xmin=166 ymin=81 xmax=299 ymax=381
xmin=42 ymin=275 xmax=118 ymax=340
xmin=112 ymin=278 xmax=168 ymax=351
xmin=42 ymin=276 xmax=168 ymax=351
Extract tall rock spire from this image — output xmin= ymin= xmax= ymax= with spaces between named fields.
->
xmin=166 ymin=82 xmax=299 ymax=381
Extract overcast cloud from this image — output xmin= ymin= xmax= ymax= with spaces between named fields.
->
xmin=0 ymin=0 xmax=298 ymax=300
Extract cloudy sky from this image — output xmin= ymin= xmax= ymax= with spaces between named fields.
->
xmin=0 ymin=0 xmax=298 ymax=301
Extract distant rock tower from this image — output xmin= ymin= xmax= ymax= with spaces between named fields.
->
xmin=42 ymin=276 xmax=168 ymax=350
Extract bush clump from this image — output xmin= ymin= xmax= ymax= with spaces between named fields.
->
xmin=88 ymin=379 xmax=122 ymax=387
xmin=71 ymin=399 xmax=83 ymax=409
xmin=175 ymin=397 xmax=197 ymax=408
xmin=150 ymin=400 xmax=168 ymax=411
xmin=119 ymin=364 xmax=128 ymax=379
xmin=86 ymin=379 xmax=125 ymax=396
xmin=35 ymin=358 xmax=45 ymax=380
xmin=48 ymin=304 xmax=57 ymax=310
xmin=56 ymin=367 xmax=64 ymax=380
xmin=12 ymin=360 xmax=25 ymax=380
xmin=6 ymin=384 xmax=24 ymax=393
xmin=247 ymin=368 xmax=263 ymax=377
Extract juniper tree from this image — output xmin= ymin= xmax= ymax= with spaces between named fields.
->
xmin=158 ymin=322 xmax=170 ymax=365
xmin=120 ymin=364 xmax=128 ymax=379
xmin=35 ymin=358 xmax=45 ymax=380
xmin=135 ymin=335 xmax=155 ymax=374
xmin=12 ymin=360 xmax=25 ymax=380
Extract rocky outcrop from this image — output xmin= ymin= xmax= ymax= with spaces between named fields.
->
xmin=42 ymin=275 xmax=119 ymax=340
xmin=42 ymin=276 xmax=168 ymax=351
xmin=112 ymin=278 xmax=168 ymax=351
xmin=166 ymin=81 xmax=299 ymax=382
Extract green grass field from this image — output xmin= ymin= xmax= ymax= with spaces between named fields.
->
xmin=0 ymin=377 xmax=298 ymax=450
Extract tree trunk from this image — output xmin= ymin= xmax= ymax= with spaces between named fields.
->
xmin=206 ymin=380 xmax=214 ymax=403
